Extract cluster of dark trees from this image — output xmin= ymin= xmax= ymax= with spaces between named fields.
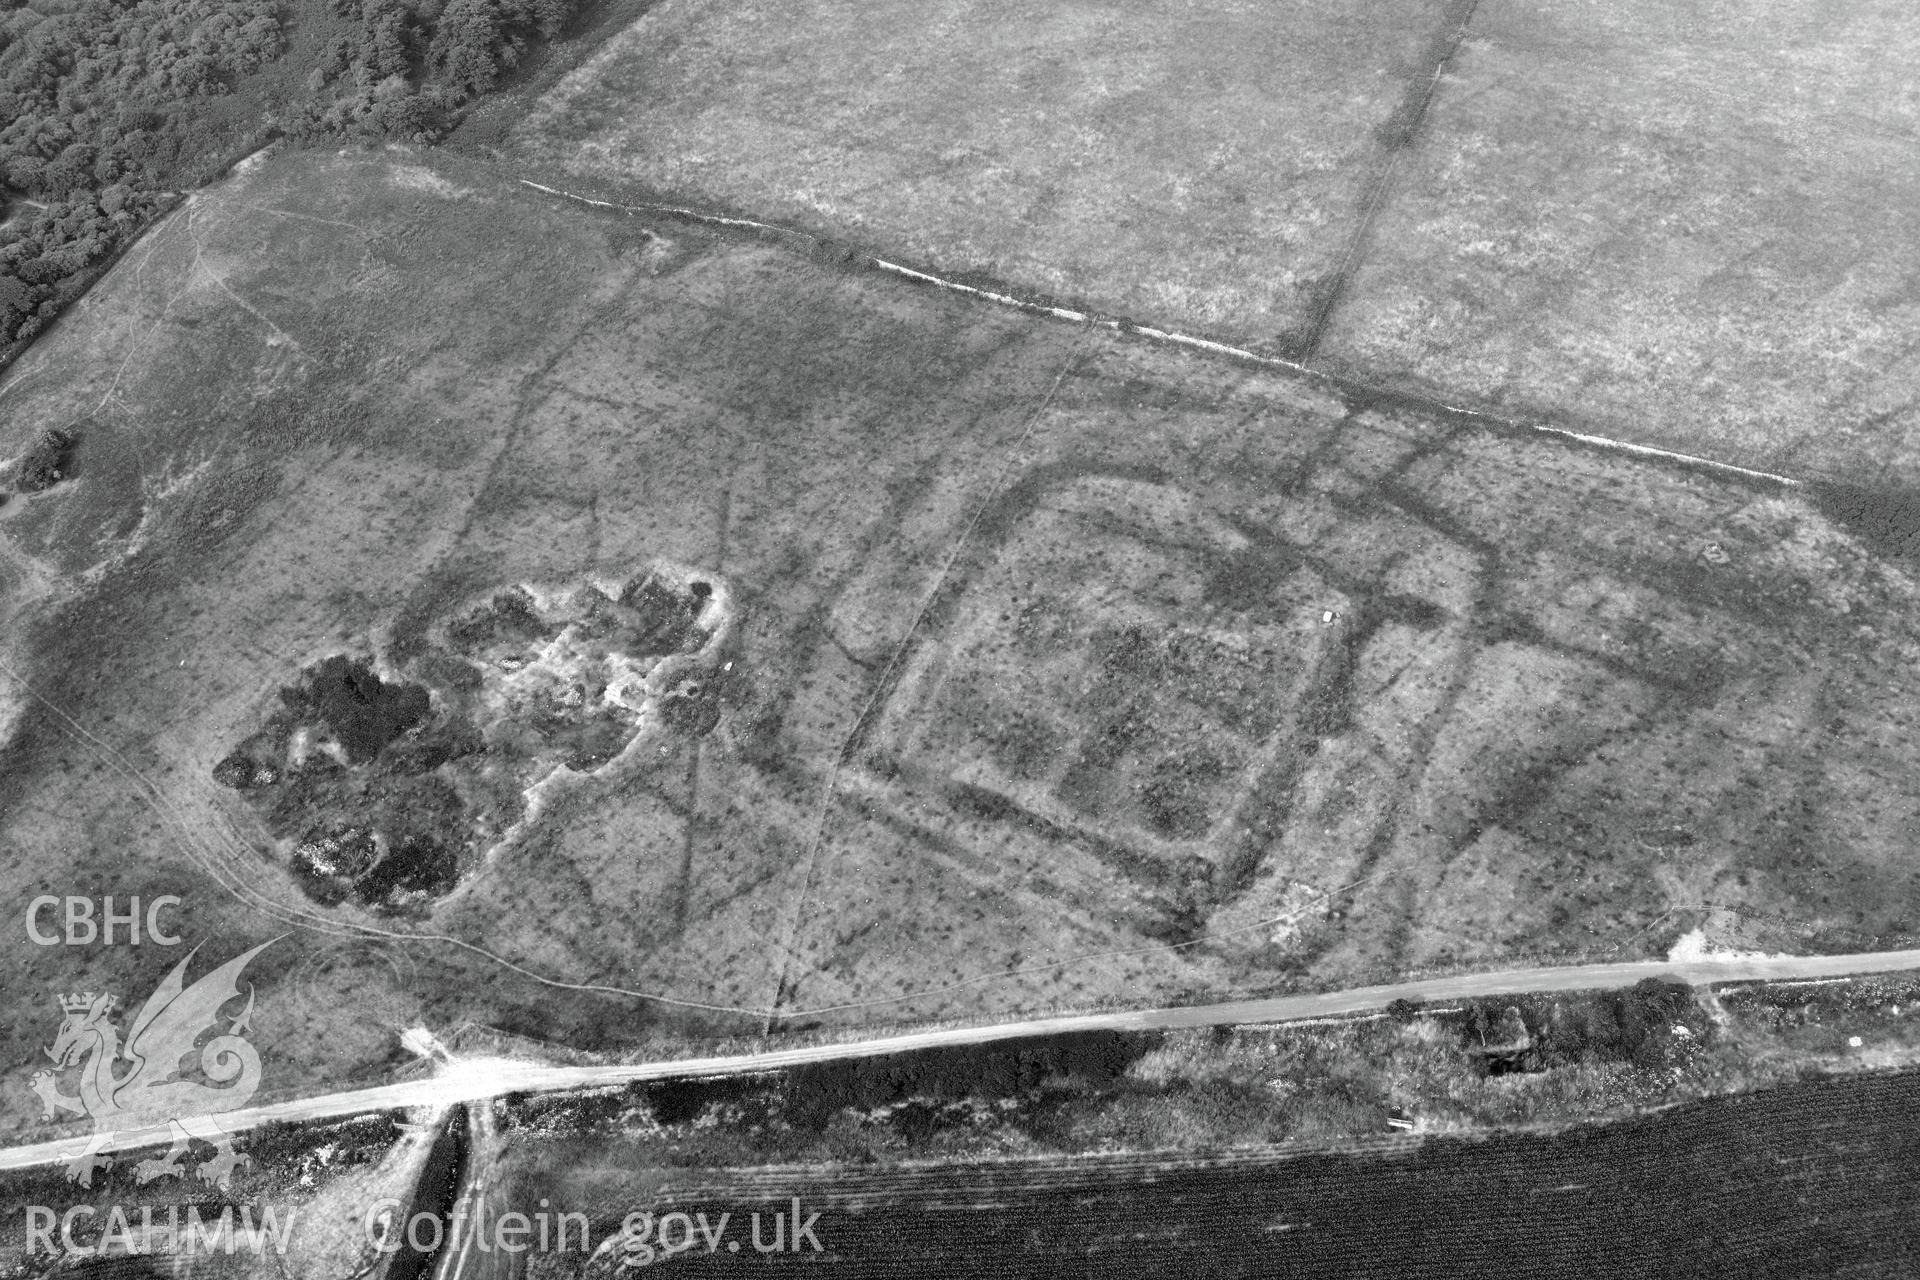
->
xmin=293 ymin=0 xmax=578 ymax=139
xmin=1461 ymin=978 xmax=1710 ymax=1073
xmin=0 ymin=0 xmax=282 ymax=342
xmin=1 ymin=190 xmax=163 ymax=343
xmin=0 ymin=0 xmax=584 ymax=351
xmin=12 ymin=423 xmax=76 ymax=490
xmin=0 ymin=0 xmax=286 ymax=196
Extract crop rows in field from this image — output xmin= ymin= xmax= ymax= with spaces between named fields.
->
xmin=515 ymin=1068 xmax=1920 ymax=1278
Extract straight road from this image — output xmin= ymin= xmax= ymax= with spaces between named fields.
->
xmin=7 ymin=946 xmax=1919 ymax=1173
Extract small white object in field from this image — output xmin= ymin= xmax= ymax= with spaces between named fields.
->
xmin=1848 ymin=1036 xmax=1863 ymax=1048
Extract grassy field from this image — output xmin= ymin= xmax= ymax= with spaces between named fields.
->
xmin=6 ymin=144 xmax=1920 ymax=1130
xmin=500 ymin=0 xmax=1466 ymax=351
xmin=497 ymin=0 xmax=1920 ymax=485
xmin=1316 ymin=0 xmax=1920 ymax=481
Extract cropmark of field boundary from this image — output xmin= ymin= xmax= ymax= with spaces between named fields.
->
xmin=512 ymin=178 xmax=1799 ymax=494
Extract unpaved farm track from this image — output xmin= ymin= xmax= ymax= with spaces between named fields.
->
xmin=4 ymin=946 xmax=1918 ymax=1175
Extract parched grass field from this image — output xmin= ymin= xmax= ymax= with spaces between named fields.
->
xmin=498 ymin=0 xmax=1920 ymax=484
xmin=5 ymin=145 xmax=1920 ymax=1128
xmin=501 ymin=0 xmax=1467 ymax=351
xmin=1316 ymin=0 xmax=1920 ymax=481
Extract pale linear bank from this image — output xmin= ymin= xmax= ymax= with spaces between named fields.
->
xmin=516 ymin=178 xmax=1799 ymax=489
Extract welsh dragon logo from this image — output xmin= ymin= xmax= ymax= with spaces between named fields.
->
xmin=28 ymin=940 xmax=276 ymax=1190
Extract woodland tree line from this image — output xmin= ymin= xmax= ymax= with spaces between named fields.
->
xmin=0 ymin=0 xmax=582 ymax=349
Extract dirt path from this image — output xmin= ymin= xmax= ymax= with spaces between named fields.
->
xmin=5 ymin=945 xmax=1919 ymax=1175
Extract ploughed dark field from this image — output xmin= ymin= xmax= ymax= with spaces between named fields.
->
xmin=506 ymin=1066 xmax=1920 ymax=1279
